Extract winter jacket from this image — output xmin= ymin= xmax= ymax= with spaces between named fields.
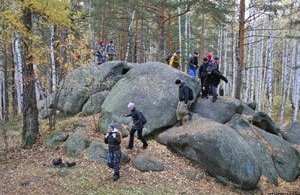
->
xmin=189 ymin=56 xmax=198 ymax=70
xmin=169 ymin=54 xmax=181 ymax=69
xmin=105 ymin=44 xmax=116 ymax=56
xmin=198 ymin=62 xmax=210 ymax=78
xmin=178 ymin=82 xmax=191 ymax=104
xmin=104 ymin=128 xmax=121 ymax=152
xmin=126 ymin=108 xmax=144 ymax=129
xmin=204 ymin=70 xmax=228 ymax=87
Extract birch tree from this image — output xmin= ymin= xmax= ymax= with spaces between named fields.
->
xmin=292 ymin=40 xmax=300 ymax=121
xmin=13 ymin=33 xmax=24 ymax=113
xmin=125 ymin=10 xmax=135 ymax=62
xmin=178 ymin=7 xmax=182 ymax=66
xmin=265 ymin=15 xmax=275 ymax=115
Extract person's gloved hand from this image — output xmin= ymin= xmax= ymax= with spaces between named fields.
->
xmin=224 ymin=78 xmax=228 ymax=83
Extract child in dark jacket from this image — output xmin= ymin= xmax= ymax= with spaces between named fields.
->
xmin=104 ymin=124 xmax=122 ymax=181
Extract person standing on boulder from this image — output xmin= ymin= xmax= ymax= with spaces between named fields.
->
xmin=105 ymin=40 xmax=117 ymax=61
xmin=198 ymin=57 xmax=210 ymax=98
xmin=188 ymin=51 xmax=199 ymax=79
xmin=175 ymin=79 xmax=193 ymax=127
xmin=104 ymin=124 xmax=122 ymax=181
xmin=125 ymin=102 xmax=148 ymax=149
xmin=169 ymin=51 xmax=182 ymax=70
xmin=203 ymin=66 xmax=228 ymax=102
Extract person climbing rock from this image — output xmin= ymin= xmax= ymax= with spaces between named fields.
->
xmin=203 ymin=66 xmax=228 ymax=102
xmin=169 ymin=51 xmax=181 ymax=70
xmin=198 ymin=57 xmax=210 ymax=98
xmin=188 ymin=51 xmax=199 ymax=79
xmin=175 ymin=79 xmax=193 ymax=127
xmin=104 ymin=124 xmax=122 ymax=181
xmin=124 ymin=102 xmax=148 ymax=149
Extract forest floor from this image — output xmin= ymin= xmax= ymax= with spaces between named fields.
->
xmin=0 ymin=116 xmax=299 ymax=195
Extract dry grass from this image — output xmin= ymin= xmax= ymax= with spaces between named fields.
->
xmin=0 ymin=116 xmax=299 ymax=195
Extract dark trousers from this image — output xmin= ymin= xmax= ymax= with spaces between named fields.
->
xmin=128 ymin=127 xmax=148 ymax=148
xmin=202 ymin=83 xmax=218 ymax=99
xmin=200 ymin=77 xmax=206 ymax=97
xmin=210 ymin=84 xmax=218 ymax=99
xmin=107 ymin=150 xmax=122 ymax=176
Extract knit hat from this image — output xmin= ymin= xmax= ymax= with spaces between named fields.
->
xmin=109 ymin=123 xmax=115 ymax=130
xmin=128 ymin=102 xmax=135 ymax=110
xmin=175 ymin=79 xmax=182 ymax=85
xmin=203 ymin=57 xmax=208 ymax=62
xmin=207 ymin=52 xmax=213 ymax=60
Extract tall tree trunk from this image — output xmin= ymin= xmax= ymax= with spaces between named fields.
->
xmin=235 ymin=0 xmax=245 ymax=100
xmin=0 ymin=58 xmax=3 ymax=121
xmin=157 ymin=7 xmax=165 ymax=62
xmin=10 ymin=42 xmax=18 ymax=117
xmin=257 ymin=22 xmax=264 ymax=110
xmin=265 ymin=16 xmax=275 ymax=115
xmin=50 ymin=25 xmax=57 ymax=92
xmin=21 ymin=8 xmax=39 ymax=148
xmin=125 ymin=10 xmax=135 ymax=62
xmin=292 ymin=40 xmax=300 ymax=121
xmin=13 ymin=33 xmax=24 ymax=113
xmin=3 ymin=43 xmax=9 ymax=122
xmin=178 ymin=7 xmax=182 ymax=65
xmin=223 ymin=29 xmax=228 ymax=95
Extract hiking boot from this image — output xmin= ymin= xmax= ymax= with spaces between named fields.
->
xmin=142 ymin=144 xmax=148 ymax=149
xmin=107 ymin=163 xmax=113 ymax=169
xmin=188 ymin=113 xmax=193 ymax=121
xmin=175 ymin=120 xmax=182 ymax=127
xmin=212 ymin=97 xmax=217 ymax=102
xmin=113 ymin=174 xmax=120 ymax=181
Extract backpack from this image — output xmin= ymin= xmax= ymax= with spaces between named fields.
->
xmin=139 ymin=111 xmax=147 ymax=125
xmin=188 ymin=87 xmax=194 ymax=100
xmin=165 ymin=52 xmax=173 ymax=64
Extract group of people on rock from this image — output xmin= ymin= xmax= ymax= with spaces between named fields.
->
xmin=93 ymin=40 xmax=117 ymax=65
xmin=169 ymin=50 xmax=228 ymax=102
xmin=104 ymin=50 xmax=228 ymax=181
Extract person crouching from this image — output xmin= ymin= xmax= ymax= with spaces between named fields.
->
xmin=104 ymin=124 xmax=122 ymax=181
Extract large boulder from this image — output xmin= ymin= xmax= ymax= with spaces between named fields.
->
xmin=157 ymin=115 xmax=261 ymax=190
xmin=64 ymin=130 xmax=89 ymax=157
xmin=227 ymin=115 xmax=278 ymax=184
xmin=58 ymin=61 xmax=132 ymax=115
xmin=82 ymin=91 xmax=109 ymax=115
xmin=45 ymin=131 xmax=69 ymax=149
xmin=247 ymin=102 xmax=257 ymax=111
xmin=101 ymin=63 xmax=200 ymax=136
xmin=37 ymin=94 xmax=55 ymax=119
xmin=254 ymin=128 xmax=300 ymax=182
xmin=192 ymin=97 xmax=240 ymax=123
xmin=282 ymin=121 xmax=300 ymax=144
xmin=132 ymin=154 xmax=164 ymax=172
xmin=87 ymin=141 xmax=130 ymax=164
xmin=252 ymin=112 xmax=280 ymax=135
